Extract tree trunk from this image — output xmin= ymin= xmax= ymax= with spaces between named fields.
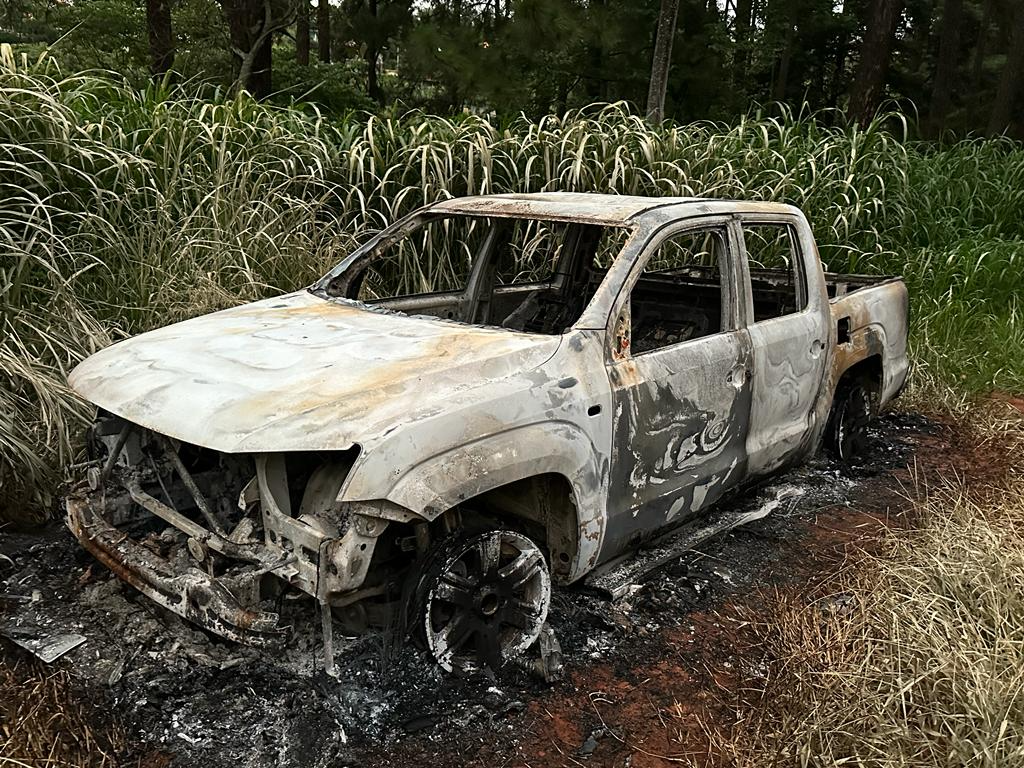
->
xmin=970 ymin=0 xmax=994 ymax=94
xmin=830 ymin=17 xmax=851 ymax=109
xmin=583 ymin=0 xmax=607 ymax=102
xmin=772 ymin=22 xmax=794 ymax=103
xmin=555 ymin=78 xmax=569 ymax=116
xmin=646 ymin=0 xmax=680 ymax=123
xmin=732 ymin=0 xmax=753 ymax=88
xmin=223 ymin=0 xmax=251 ymax=87
xmin=925 ymin=0 xmax=962 ymax=137
xmin=987 ymin=2 xmax=1024 ymax=136
xmin=317 ymin=0 xmax=331 ymax=63
xmin=366 ymin=47 xmax=381 ymax=102
xmin=365 ymin=0 xmax=381 ymax=102
xmin=297 ymin=0 xmax=309 ymax=65
xmin=145 ymin=0 xmax=175 ymax=79
xmin=249 ymin=30 xmax=273 ymax=96
xmin=221 ymin=0 xmax=290 ymax=98
xmin=847 ymin=0 xmax=903 ymax=127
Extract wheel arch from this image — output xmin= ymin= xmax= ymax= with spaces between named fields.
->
xmin=823 ymin=352 xmax=883 ymax=459
xmin=834 ymin=352 xmax=884 ymax=411
xmin=371 ymin=421 xmax=608 ymax=583
xmin=448 ymin=473 xmax=583 ymax=585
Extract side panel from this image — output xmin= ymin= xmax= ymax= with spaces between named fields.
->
xmin=338 ymin=330 xmax=616 ymax=584
xmin=740 ymin=216 xmax=832 ymax=475
xmin=830 ymin=281 xmax=910 ymax=405
xmin=745 ymin=312 xmax=829 ymax=472
xmin=604 ymin=331 xmax=753 ymax=557
xmin=599 ymin=216 xmax=753 ymax=561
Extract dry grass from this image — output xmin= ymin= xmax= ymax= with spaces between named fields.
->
xmin=0 ymin=647 xmax=143 ymax=767
xmin=719 ymin=415 xmax=1024 ymax=768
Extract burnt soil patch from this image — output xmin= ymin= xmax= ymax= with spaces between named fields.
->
xmin=1 ymin=411 xmax=1008 ymax=767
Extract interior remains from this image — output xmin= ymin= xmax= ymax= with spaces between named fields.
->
xmin=320 ymin=214 xmax=810 ymax=345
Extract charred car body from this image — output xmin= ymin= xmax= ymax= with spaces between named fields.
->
xmin=65 ymin=193 xmax=909 ymax=672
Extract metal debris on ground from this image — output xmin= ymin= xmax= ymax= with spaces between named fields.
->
xmin=2 ymin=627 xmax=86 ymax=662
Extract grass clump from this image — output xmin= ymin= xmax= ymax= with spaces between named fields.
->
xmin=1 ymin=47 xmax=1023 ymax=522
xmin=0 ymin=649 xmax=137 ymax=766
xmin=726 ymin=472 xmax=1024 ymax=767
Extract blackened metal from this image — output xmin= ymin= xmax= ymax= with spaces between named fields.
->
xmin=158 ymin=433 xmax=224 ymax=535
xmin=99 ymin=423 xmax=133 ymax=482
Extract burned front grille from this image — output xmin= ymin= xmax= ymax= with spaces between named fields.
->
xmin=78 ymin=414 xmax=367 ymax=595
xmin=85 ymin=412 xmax=257 ymax=539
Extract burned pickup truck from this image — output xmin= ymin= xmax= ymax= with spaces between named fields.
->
xmin=65 ymin=193 xmax=909 ymax=673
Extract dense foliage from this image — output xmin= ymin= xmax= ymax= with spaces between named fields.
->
xmin=2 ymin=52 xmax=1022 ymax=522
xmin=2 ymin=0 xmax=1023 ymax=136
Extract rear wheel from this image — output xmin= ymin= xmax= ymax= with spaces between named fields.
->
xmin=825 ymin=379 xmax=873 ymax=460
xmin=414 ymin=529 xmax=551 ymax=673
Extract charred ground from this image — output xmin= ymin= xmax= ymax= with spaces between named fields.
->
xmin=2 ymin=410 xmax=997 ymax=768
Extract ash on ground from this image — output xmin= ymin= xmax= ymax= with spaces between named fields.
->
xmin=0 ymin=412 xmax=931 ymax=767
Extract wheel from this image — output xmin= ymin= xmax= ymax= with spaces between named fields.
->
xmin=414 ymin=529 xmax=551 ymax=673
xmin=825 ymin=379 xmax=873 ymax=460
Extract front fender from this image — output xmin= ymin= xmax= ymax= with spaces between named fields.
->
xmin=346 ymin=420 xmax=608 ymax=581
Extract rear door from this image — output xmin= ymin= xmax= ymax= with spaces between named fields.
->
xmin=738 ymin=216 xmax=830 ymax=474
xmin=603 ymin=219 xmax=754 ymax=557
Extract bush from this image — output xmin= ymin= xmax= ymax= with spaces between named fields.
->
xmin=271 ymin=56 xmax=377 ymax=115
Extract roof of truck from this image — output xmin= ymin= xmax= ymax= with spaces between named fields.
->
xmin=431 ymin=192 xmax=794 ymax=225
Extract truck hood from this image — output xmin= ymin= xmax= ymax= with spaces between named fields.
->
xmin=69 ymin=291 xmax=561 ymax=453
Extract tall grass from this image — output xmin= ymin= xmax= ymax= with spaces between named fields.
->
xmin=2 ymin=47 xmax=1022 ymax=522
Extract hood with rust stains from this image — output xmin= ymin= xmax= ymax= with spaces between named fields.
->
xmin=69 ymin=291 xmax=561 ymax=453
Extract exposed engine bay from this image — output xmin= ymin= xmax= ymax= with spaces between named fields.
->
xmin=67 ymin=413 xmax=411 ymax=653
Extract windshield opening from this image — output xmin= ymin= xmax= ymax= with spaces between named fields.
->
xmin=319 ymin=214 xmax=631 ymax=335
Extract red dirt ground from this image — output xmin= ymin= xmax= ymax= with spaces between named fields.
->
xmin=388 ymin=410 xmax=1020 ymax=768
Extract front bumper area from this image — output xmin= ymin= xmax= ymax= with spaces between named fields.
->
xmin=66 ymin=494 xmax=285 ymax=647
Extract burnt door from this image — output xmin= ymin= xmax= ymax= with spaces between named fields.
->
xmin=739 ymin=218 xmax=830 ymax=475
xmin=603 ymin=222 xmax=753 ymax=558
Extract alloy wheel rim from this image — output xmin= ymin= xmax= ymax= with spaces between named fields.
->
xmin=424 ymin=530 xmax=551 ymax=672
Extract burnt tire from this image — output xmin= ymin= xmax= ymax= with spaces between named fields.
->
xmin=411 ymin=529 xmax=551 ymax=674
xmin=824 ymin=378 xmax=873 ymax=460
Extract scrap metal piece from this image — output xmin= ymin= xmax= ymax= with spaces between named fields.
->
xmin=583 ymin=485 xmax=805 ymax=600
xmin=99 ymin=423 xmax=133 ymax=482
xmin=123 ymin=479 xmax=266 ymax=565
xmin=321 ymin=602 xmax=337 ymax=678
xmin=3 ymin=628 xmax=86 ymax=663
xmin=158 ymin=433 xmax=224 ymax=535
xmin=186 ymin=537 xmax=208 ymax=563
xmin=533 ymin=624 xmax=564 ymax=683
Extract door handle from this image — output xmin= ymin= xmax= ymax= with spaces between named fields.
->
xmin=726 ymin=364 xmax=746 ymax=388
xmin=810 ymin=339 xmax=825 ymax=358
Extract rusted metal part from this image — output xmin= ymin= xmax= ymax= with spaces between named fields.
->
xmin=99 ymin=424 xmax=132 ymax=482
xmin=123 ymin=479 xmax=267 ymax=564
xmin=829 ymin=278 xmax=910 ymax=404
xmin=64 ymin=193 xmax=910 ymax=659
xmin=66 ymin=494 xmax=284 ymax=646
xmin=158 ymin=433 xmax=224 ymax=535
xmin=432 ymin=192 xmax=699 ymax=225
